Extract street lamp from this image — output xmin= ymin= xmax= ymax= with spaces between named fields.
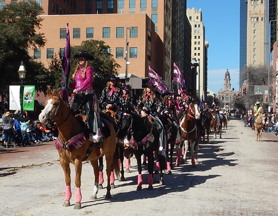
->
xmin=18 ymin=61 xmax=26 ymax=114
xmin=125 ymin=27 xmax=134 ymax=84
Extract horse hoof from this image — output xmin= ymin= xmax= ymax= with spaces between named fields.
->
xmin=111 ymin=183 xmax=116 ymax=189
xmin=159 ymin=180 xmax=164 ymax=185
xmin=105 ymin=193 xmax=112 ymax=199
xmin=98 ymin=184 xmax=104 ymax=189
xmin=120 ymin=176 xmax=126 ymax=181
xmin=167 ymin=170 xmax=172 ymax=175
xmin=74 ymin=203 xmax=81 ymax=209
xmin=63 ymin=200 xmax=70 ymax=207
xmin=137 ymin=185 xmax=142 ymax=191
xmin=125 ymin=168 xmax=131 ymax=173
xmin=148 ymin=185 xmax=153 ymax=190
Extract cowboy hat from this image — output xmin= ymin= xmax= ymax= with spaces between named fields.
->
xmin=73 ymin=50 xmax=94 ymax=60
xmin=162 ymin=90 xmax=174 ymax=97
xmin=106 ymin=74 xmax=118 ymax=82
xmin=14 ymin=110 xmax=20 ymax=115
xmin=122 ymin=85 xmax=131 ymax=92
xmin=4 ymin=111 xmax=12 ymax=117
xmin=255 ymin=101 xmax=260 ymax=105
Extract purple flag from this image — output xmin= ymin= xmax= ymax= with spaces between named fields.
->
xmin=172 ymin=63 xmax=185 ymax=95
xmin=148 ymin=66 xmax=170 ymax=94
xmin=60 ymin=23 xmax=70 ymax=103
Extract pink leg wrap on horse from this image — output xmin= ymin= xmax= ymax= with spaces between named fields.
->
xmin=167 ymin=162 xmax=171 ymax=171
xmin=176 ymin=149 xmax=180 ymax=164
xmin=191 ymin=156 xmax=195 ymax=165
xmin=137 ymin=174 xmax=143 ymax=186
xmin=110 ymin=171 xmax=115 ymax=184
xmin=148 ymin=174 xmax=153 ymax=186
xmin=75 ymin=188 xmax=82 ymax=203
xmin=99 ymin=171 xmax=104 ymax=184
xmin=65 ymin=186 xmax=72 ymax=201
xmin=125 ymin=158 xmax=130 ymax=169
xmin=155 ymin=161 xmax=160 ymax=171
xmin=143 ymin=155 xmax=147 ymax=162
xmin=182 ymin=150 xmax=185 ymax=156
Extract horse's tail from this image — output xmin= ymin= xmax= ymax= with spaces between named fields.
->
xmin=112 ymin=147 xmax=120 ymax=177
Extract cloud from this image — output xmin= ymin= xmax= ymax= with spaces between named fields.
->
xmin=207 ymin=68 xmax=239 ymax=94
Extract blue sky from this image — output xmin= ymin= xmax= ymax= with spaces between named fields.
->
xmin=187 ymin=0 xmax=240 ymax=94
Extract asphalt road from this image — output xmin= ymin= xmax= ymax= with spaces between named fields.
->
xmin=0 ymin=119 xmax=278 ymax=216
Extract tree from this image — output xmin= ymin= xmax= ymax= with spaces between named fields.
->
xmin=0 ymin=0 xmax=46 ymax=93
xmin=49 ymin=40 xmax=121 ymax=96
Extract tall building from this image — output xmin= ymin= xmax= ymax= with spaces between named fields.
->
xmin=186 ymin=8 xmax=207 ymax=99
xmin=246 ymin=0 xmax=267 ymax=66
xmin=239 ymin=0 xmax=247 ymax=88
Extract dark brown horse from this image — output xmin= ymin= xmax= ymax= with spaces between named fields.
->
xmin=179 ymin=102 xmax=201 ymax=167
xmin=38 ymin=90 xmax=119 ymax=209
xmin=200 ymin=109 xmax=212 ymax=143
xmin=211 ymin=113 xmax=222 ymax=139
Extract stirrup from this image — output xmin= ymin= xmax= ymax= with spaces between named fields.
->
xmin=91 ymin=129 xmax=103 ymax=143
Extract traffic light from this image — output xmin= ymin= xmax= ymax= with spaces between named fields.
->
xmin=265 ymin=95 xmax=268 ymax=102
xmin=243 ymin=86 xmax=246 ymax=95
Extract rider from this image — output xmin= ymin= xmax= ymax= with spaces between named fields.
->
xmin=137 ymin=80 xmax=167 ymax=156
xmin=211 ymin=101 xmax=221 ymax=124
xmin=70 ymin=50 xmax=103 ymax=143
xmin=251 ymin=101 xmax=263 ymax=127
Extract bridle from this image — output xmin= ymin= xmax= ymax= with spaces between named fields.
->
xmin=180 ymin=103 xmax=197 ymax=134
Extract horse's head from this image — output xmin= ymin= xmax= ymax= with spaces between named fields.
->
xmin=39 ymin=89 xmax=61 ymax=124
xmin=188 ymin=103 xmax=200 ymax=120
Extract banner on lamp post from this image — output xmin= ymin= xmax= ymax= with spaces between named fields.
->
xmin=23 ymin=85 xmax=35 ymax=111
xmin=9 ymin=85 xmax=21 ymax=111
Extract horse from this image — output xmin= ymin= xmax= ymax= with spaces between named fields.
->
xmin=254 ymin=113 xmax=264 ymax=141
xmin=210 ymin=113 xmax=222 ymax=139
xmin=220 ymin=113 xmax=228 ymax=129
xmin=179 ymin=102 xmax=201 ymax=167
xmin=200 ymin=108 xmax=212 ymax=143
xmin=38 ymin=90 xmax=119 ymax=209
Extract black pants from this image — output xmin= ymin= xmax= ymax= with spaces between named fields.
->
xmin=71 ymin=93 xmax=95 ymax=134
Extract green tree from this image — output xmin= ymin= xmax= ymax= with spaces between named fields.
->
xmin=49 ymin=40 xmax=121 ymax=96
xmin=0 ymin=0 xmax=46 ymax=93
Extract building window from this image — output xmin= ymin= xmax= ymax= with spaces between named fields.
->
xmin=59 ymin=48 xmax=65 ymax=59
xmin=129 ymin=47 xmax=137 ymax=58
xmin=130 ymin=27 xmax=138 ymax=38
xmin=108 ymin=0 xmax=113 ymax=9
xmin=253 ymin=29 xmax=256 ymax=34
xmin=118 ymin=0 xmax=124 ymax=8
xmin=34 ymin=49 xmax=41 ymax=59
xmin=198 ymin=47 xmax=200 ymax=50
xmin=116 ymin=27 xmax=124 ymax=38
xmin=253 ymin=54 xmax=256 ymax=58
xmin=261 ymin=17 xmax=263 ymax=21
xmin=103 ymin=27 xmax=110 ymax=38
xmin=194 ymin=47 xmax=196 ymax=50
xmin=35 ymin=0 xmax=42 ymax=7
xmin=196 ymin=16 xmax=198 ymax=19
xmin=60 ymin=28 xmax=66 ymax=39
xmin=73 ymin=28 xmax=80 ymax=38
xmin=253 ymin=42 xmax=256 ymax=46
xmin=129 ymin=0 xmax=135 ymax=8
xmin=253 ymin=61 xmax=256 ymax=65
xmin=152 ymin=0 xmax=157 ymax=8
xmin=86 ymin=28 xmax=94 ymax=38
xmin=253 ymin=36 xmax=256 ymax=40
xmin=116 ymin=47 xmax=124 ymax=58
xmin=97 ymin=0 xmax=102 ymax=9
xmin=47 ymin=48 xmax=54 ymax=59
xmin=254 ymin=23 xmax=256 ymax=27
xmin=140 ymin=0 xmax=146 ymax=8
xmin=51 ymin=2 xmax=55 ymax=11
xmin=151 ymin=14 xmax=158 ymax=24
xmin=253 ymin=48 xmax=256 ymax=52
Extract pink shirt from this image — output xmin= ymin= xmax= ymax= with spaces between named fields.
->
xmin=73 ymin=66 xmax=93 ymax=93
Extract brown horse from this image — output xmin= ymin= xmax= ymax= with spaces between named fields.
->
xmin=210 ymin=113 xmax=222 ymax=139
xmin=179 ymin=102 xmax=201 ymax=167
xmin=220 ymin=113 xmax=228 ymax=129
xmin=38 ymin=90 xmax=119 ymax=209
xmin=254 ymin=113 xmax=264 ymax=141
xmin=200 ymin=109 xmax=212 ymax=143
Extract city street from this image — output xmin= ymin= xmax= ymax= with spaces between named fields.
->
xmin=1 ymin=118 xmax=278 ymax=216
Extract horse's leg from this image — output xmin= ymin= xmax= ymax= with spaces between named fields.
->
xmin=158 ymin=154 xmax=165 ymax=185
xmin=60 ymin=157 xmax=71 ymax=207
xmin=166 ymin=142 xmax=172 ymax=174
xmin=189 ymin=140 xmax=196 ymax=168
xmin=147 ymin=149 xmax=154 ymax=190
xmin=194 ymin=140 xmax=199 ymax=165
xmin=90 ymin=159 xmax=99 ymax=200
xmin=73 ymin=159 xmax=82 ymax=209
xmin=135 ymin=150 xmax=143 ymax=191
xmin=98 ymin=157 xmax=104 ymax=189
xmin=105 ymin=153 xmax=113 ymax=198
xmin=219 ymin=127 xmax=222 ymax=139
xmin=142 ymin=154 xmax=147 ymax=166
xmin=125 ymin=158 xmax=131 ymax=173
xmin=182 ymin=140 xmax=188 ymax=162
xmin=119 ymin=146 xmax=125 ymax=181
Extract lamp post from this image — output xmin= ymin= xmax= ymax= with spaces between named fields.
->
xmin=125 ymin=27 xmax=134 ymax=84
xmin=18 ymin=61 xmax=26 ymax=115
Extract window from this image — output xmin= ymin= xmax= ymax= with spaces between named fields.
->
xmin=253 ymin=30 xmax=256 ymax=34
xmin=52 ymin=2 xmax=55 ymax=11
xmin=116 ymin=27 xmax=124 ymax=38
xmin=118 ymin=0 xmax=124 ymax=8
xmin=152 ymin=0 xmax=157 ymax=8
xmin=103 ymin=27 xmax=110 ymax=38
xmin=253 ymin=42 xmax=256 ymax=46
xmin=116 ymin=47 xmax=124 ymax=58
xmin=253 ymin=61 xmax=256 ymax=65
xmin=253 ymin=36 xmax=256 ymax=40
xmin=59 ymin=48 xmax=65 ymax=59
xmin=73 ymin=28 xmax=80 ymax=38
xmin=97 ymin=0 xmax=102 ymax=9
xmin=129 ymin=0 xmax=135 ymax=8
xmin=34 ymin=49 xmax=41 ymax=59
xmin=130 ymin=27 xmax=138 ymax=38
xmin=254 ymin=23 xmax=256 ymax=27
xmin=261 ymin=17 xmax=263 ymax=21
xmin=140 ymin=0 xmax=146 ymax=8
xmin=253 ymin=48 xmax=256 ymax=52
xmin=129 ymin=47 xmax=137 ymax=58
xmin=0 ymin=1 xmax=5 ymax=10
xmin=35 ymin=0 xmax=42 ymax=7
xmin=253 ymin=54 xmax=256 ymax=59
xmin=194 ymin=47 xmax=196 ymax=50
xmin=108 ymin=0 xmax=113 ymax=9
xmin=47 ymin=48 xmax=54 ymax=59
xmin=151 ymin=14 xmax=158 ymax=24
xmin=60 ymin=28 xmax=66 ymax=39
xmin=86 ymin=28 xmax=94 ymax=38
